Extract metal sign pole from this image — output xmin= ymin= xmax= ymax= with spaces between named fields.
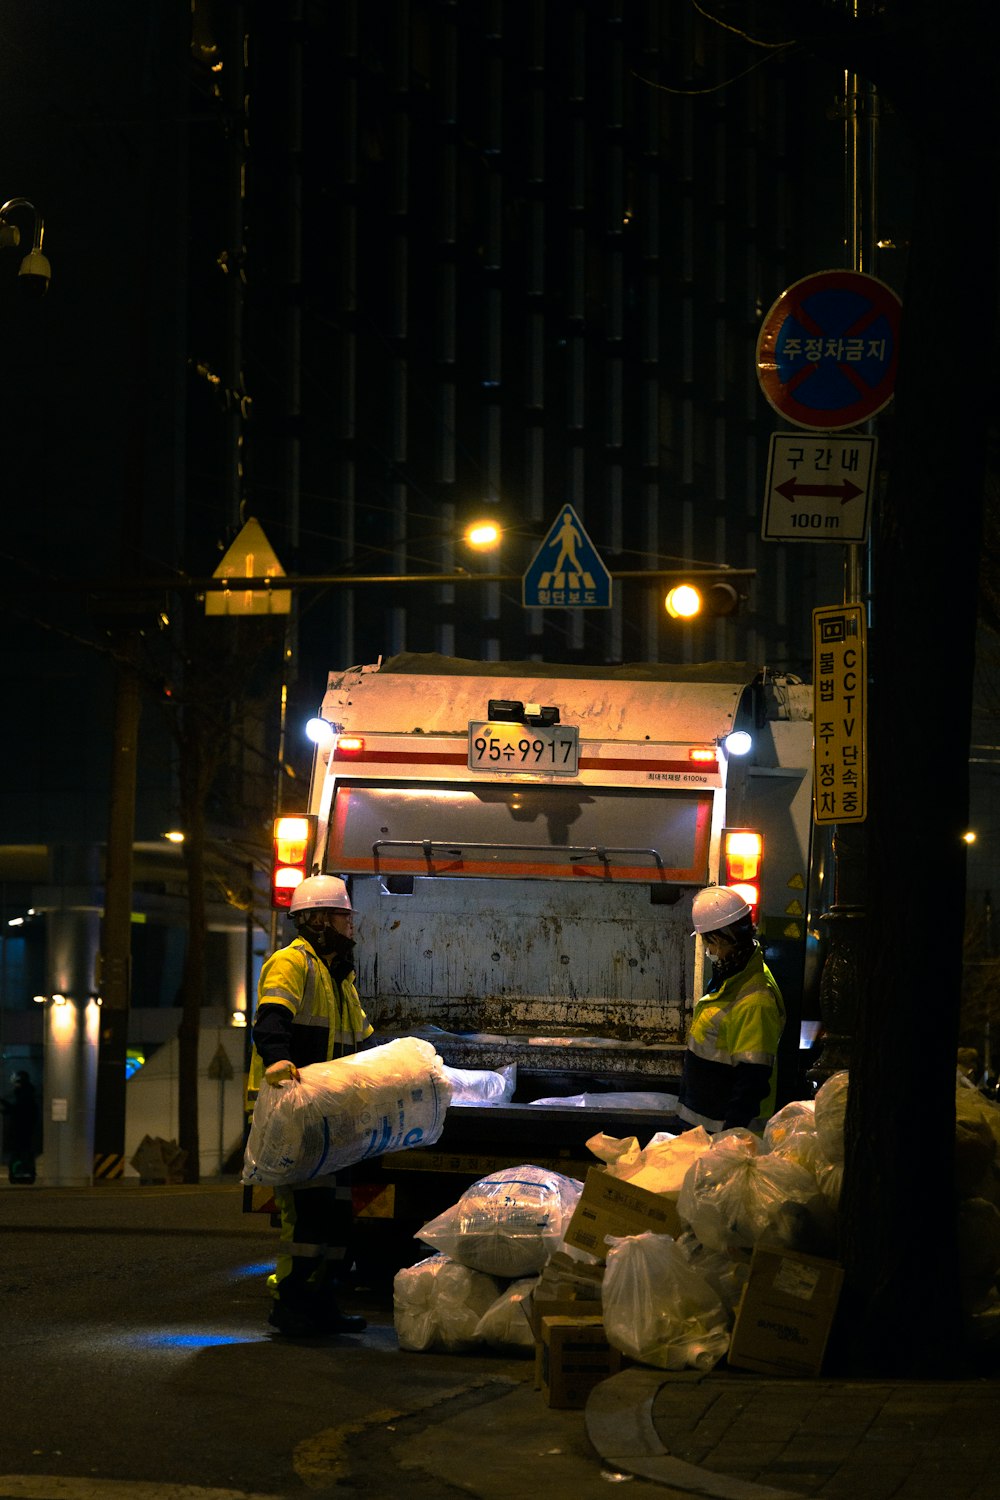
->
xmin=810 ymin=50 xmax=880 ymax=1087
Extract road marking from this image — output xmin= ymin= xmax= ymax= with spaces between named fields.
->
xmin=0 ymin=1480 xmax=276 ymax=1500
xmin=294 ymin=1407 xmax=404 ymax=1487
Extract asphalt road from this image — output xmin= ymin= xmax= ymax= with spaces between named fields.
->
xmin=0 ymin=1182 xmax=631 ymax=1500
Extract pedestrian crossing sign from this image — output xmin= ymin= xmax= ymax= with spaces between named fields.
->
xmin=522 ymin=505 xmax=612 ymax=609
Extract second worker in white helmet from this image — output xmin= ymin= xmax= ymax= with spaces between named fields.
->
xmin=675 ymin=886 xmax=785 ymax=1134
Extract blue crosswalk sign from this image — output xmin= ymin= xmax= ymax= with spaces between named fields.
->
xmin=522 ymin=505 xmax=612 ymax=609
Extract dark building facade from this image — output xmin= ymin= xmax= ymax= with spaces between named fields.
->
xmin=243 ymin=0 xmax=845 ymax=692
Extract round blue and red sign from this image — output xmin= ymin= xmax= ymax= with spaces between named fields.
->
xmin=756 ymin=269 xmax=902 ymax=431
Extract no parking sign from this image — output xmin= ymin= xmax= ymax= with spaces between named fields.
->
xmin=756 ymin=269 xmax=902 ymax=432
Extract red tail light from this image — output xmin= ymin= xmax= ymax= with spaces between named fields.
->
xmin=271 ymin=815 xmax=316 ymax=909
xmin=722 ymin=829 xmax=762 ymax=922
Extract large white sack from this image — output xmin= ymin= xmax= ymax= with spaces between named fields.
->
xmin=242 ymin=1037 xmax=452 ymax=1187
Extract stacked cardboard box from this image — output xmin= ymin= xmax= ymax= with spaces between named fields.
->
xmin=562 ymin=1166 xmax=683 ymax=1261
xmin=728 ymin=1245 xmax=844 ymax=1376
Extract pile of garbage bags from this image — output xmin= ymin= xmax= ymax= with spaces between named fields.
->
xmin=397 ymin=1067 xmax=1000 ymax=1369
xmin=394 ymin=1071 xmax=858 ymax=1366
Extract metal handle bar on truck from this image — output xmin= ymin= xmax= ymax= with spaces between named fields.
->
xmin=371 ymin=838 xmax=664 ymax=868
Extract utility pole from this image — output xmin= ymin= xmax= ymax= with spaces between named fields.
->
xmin=93 ymin=633 xmax=140 ymax=1173
xmin=809 ymin=54 xmax=879 ymax=1085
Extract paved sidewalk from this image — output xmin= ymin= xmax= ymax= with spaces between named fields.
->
xmin=586 ymin=1367 xmax=1000 ymax=1499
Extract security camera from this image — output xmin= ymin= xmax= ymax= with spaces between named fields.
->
xmin=18 ymin=247 xmax=51 ymax=297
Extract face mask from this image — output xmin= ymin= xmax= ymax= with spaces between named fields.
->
xmin=300 ymin=914 xmax=354 ymax=966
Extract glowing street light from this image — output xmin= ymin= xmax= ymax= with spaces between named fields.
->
xmin=464 ymin=520 xmax=501 ymax=548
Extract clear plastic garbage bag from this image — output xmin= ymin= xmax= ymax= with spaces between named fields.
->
xmin=473 ymin=1277 xmax=538 ymax=1350
xmin=677 ymin=1137 xmax=820 ymax=1252
xmin=393 ymin=1253 xmax=502 ymax=1352
xmin=586 ymin=1126 xmax=713 ymax=1196
xmin=441 ymin=1063 xmax=517 ymax=1105
xmin=814 ymin=1070 xmax=849 ymax=1165
xmin=417 ymin=1165 xmax=583 ymax=1277
xmin=763 ymin=1099 xmax=816 ymax=1153
xmin=602 ymin=1231 xmax=730 ymax=1371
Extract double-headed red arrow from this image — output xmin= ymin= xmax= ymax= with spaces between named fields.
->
xmin=775 ymin=476 xmax=863 ymax=504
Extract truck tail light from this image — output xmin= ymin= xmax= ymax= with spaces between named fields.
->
xmin=723 ymin=829 xmax=762 ymax=922
xmin=334 ymin=736 xmax=365 ymax=757
xmin=688 ymin=747 xmax=718 ymax=764
xmin=271 ymin=815 xmax=316 ymax=909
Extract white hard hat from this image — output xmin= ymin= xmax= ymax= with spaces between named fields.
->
xmin=289 ymin=874 xmax=353 ymax=914
xmin=691 ymin=885 xmax=751 ymax=936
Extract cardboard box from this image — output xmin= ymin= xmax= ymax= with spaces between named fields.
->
xmin=540 ymin=1315 xmax=622 ymax=1408
xmin=523 ymin=1250 xmax=605 ymax=1341
xmin=562 ymin=1166 xmax=684 ymax=1261
xmin=727 ymin=1244 xmax=844 ymax=1377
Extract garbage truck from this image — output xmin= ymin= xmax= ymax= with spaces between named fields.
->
xmin=266 ymin=653 xmax=818 ymax=1270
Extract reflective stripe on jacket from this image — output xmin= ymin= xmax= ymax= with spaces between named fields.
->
xmin=247 ymin=937 xmax=372 ymax=1104
xmin=676 ymin=946 xmax=785 ymax=1133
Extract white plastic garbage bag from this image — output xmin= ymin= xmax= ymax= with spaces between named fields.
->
xmin=677 ymin=1136 xmax=820 ymax=1252
xmin=417 ymin=1165 xmax=583 ymax=1277
xmin=528 ymin=1092 xmax=680 ymax=1111
xmin=602 ymin=1231 xmax=730 ymax=1371
xmin=675 ymin=1230 xmax=750 ymax=1316
xmin=393 ymin=1253 xmax=502 ymax=1352
xmin=473 ymin=1277 xmax=538 ymax=1350
xmin=441 ymin=1063 xmax=516 ymax=1105
xmin=587 ymin=1126 xmax=713 ymax=1195
xmin=763 ymin=1099 xmax=816 ymax=1153
xmin=956 ymin=1082 xmax=1000 ymax=1157
xmin=765 ymin=1118 xmax=841 ymax=1212
xmin=814 ymin=1070 xmax=849 ymax=1164
xmin=242 ymin=1037 xmax=452 ymax=1187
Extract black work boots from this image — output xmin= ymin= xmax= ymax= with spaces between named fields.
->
xmin=267 ymin=1292 xmax=367 ymax=1338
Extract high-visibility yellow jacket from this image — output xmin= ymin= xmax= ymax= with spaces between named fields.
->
xmin=247 ymin=937 xmax=373 ymax=1104
xmin=676 ymin=946 xmax=785 ymax=1133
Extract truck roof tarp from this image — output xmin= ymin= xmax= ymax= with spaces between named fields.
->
xmin=324 ymin=660 xmax=756 ymax=745
xmin=375 ymin=652 xmax=757 ymax=685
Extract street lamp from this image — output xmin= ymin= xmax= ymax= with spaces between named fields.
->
xmin=464 ymin=520 xmax=502 ymax=549
xmin=0 ymin=198 xmax=51 ymax=295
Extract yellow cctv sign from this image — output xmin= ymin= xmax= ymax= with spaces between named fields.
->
xmin=813 ymin=603 xmax=867 ymax=825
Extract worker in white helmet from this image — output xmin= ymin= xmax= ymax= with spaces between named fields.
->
xmin=249 ymin=874 xmax=373 ymax=1337
xmin=675 ymin=886 xmax=785 ymax=1135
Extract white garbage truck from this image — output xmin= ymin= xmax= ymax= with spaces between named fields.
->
xmin=268 ymin=653 xmax=818 ymax=1267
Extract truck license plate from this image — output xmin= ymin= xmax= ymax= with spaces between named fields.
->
xmin=468 ymin=721 xmax=580 ymax=774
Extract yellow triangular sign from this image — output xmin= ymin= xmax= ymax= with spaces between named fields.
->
xmin=206 ymin=517 xmax=291 ymax=616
